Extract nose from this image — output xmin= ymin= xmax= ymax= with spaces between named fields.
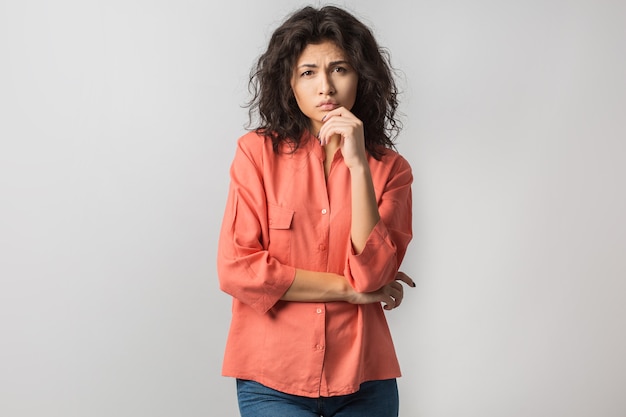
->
xmin=319 ymin=73 xmax=335 ymax=95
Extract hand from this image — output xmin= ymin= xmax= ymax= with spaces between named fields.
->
xmin=348 ymin=271 xmax=416 ymax=310
xmin=318 ymin=107 xmax=367 ymax=169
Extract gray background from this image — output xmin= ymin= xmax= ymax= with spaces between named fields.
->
xmin=1 ymin=0 xmax=625 ymax=416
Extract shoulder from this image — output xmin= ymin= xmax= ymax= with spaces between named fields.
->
xmin=233 ymin=131 xmax=276 ymax=163
xmin=237 ymin=130 xmax=271 ymax=151
xmin=367 ymin=147 xmax=413 ymax=189
xmin=237 ymin=130 xmax=313 ymax=158
xmin=374 ymin=147 xmax=412 ymax=174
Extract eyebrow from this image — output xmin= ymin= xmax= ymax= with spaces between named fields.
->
xmin=296 ymin=60 xmax=351 ymax=69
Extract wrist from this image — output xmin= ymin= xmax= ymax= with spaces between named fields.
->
xmin=326 ymin=273 xmax=353 ymax=303
xmin=340 ymin=279 xmax=357 ymax=303
xmin=346 ymin=158 xmax=369 ymax=173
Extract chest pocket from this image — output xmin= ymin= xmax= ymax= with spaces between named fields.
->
xmin=267 ymin=204 xmax=295 ymax=264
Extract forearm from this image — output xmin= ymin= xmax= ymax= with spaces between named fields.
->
xmin=349 ymin=162 xmax=380 ymax=254
xmin=281 ymin=269 xmax=353 ymax=302
xmin=281 ymin=268 xmax=414 ymax=311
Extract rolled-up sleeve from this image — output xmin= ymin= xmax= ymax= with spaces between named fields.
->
xmin=217 ymin=136 xmax=296 ymax=314
xmin=344 ymin=156 xmax=413 ymax=293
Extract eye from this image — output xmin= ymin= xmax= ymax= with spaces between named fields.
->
xmin=333 ymin=66 xmax=347 ymax=73
xmin=300 ymin=70 xmax=313 ymax=77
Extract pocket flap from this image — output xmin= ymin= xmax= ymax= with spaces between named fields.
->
xmin=268 ymin=204 xmax=295 ymax=230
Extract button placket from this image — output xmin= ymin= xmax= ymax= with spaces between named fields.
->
xmin=313 ymin=304 xmax=325 ymax=353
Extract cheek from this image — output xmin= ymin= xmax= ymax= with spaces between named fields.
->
xmin=291 ymin=87 xmax=310 ymax=114
xmin=345 ymin=82 xmax=358 ymax=108
xmin=294 ymin=86 xmax=315 ymax=108
xmin=291 ymin=89 xmax=304 ymax=108
xmin=291 ymin=81 xmax=304 ymax=100
xmin=290 ymin=79 xmax=301 ymax=100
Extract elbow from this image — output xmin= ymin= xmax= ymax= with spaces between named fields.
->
xmin=344 ymin=239 xmax=399 ymax=293
xmin=217 ymin=255 xmax=237 ymax=297
xmin=350 ymin=257 xmax=398 ymax=293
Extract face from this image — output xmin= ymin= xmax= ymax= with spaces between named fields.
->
xmin=291 ymin=40 xmax=358 ymax=134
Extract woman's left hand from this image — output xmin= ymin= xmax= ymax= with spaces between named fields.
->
xmin=318 ymin=107 xmax=367 ymax=169
xmin=347 ymin=271 xmax=416 ymax=311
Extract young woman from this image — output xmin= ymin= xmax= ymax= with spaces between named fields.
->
xmin=217 ymin=5 xmax=414 ymax=417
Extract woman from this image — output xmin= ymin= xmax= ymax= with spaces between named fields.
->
xmin=217 ymin=5 xmax=414 ymax=416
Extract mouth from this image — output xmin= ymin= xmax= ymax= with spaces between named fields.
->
xmin=318 ymin=101 xmax=339 ymax=111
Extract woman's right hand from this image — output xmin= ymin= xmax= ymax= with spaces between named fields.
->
xmin=348 ymin=271 xmax=415 ymax=310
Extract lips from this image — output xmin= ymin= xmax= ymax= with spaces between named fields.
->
xmin=318 ymin=101 xmax=339 ymax=111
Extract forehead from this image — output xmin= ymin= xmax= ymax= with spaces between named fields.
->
xmin=296 ymin=41 xmax=347 ymax=63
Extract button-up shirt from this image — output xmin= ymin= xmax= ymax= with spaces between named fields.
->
xmin=217 ymin=131 xmax=413 ymax=397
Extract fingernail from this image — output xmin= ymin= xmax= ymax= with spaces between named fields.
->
xmin=411 ymin=282 xmax=416 ymax=288
xmin=321 ymin=115 xmax=327 ymax=122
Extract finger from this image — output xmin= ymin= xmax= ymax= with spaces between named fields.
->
xmin=381 ymin=284 xmax=403 ymax=310
xmin=387 ymin=284 xmax=404 ymax=308
xmin=318 ymin=127 xmax=345 ymax=145
xmin=395 ymin=271 xmax=416 ymax=288
xmin=382 ymin=295 xmax=395 ymax=310
xmin=317 ymin=121 xmax=346 ymax=145
xmin=321 ymin=106 xmax=353 ymax=122
xmin=318 ymin=119 xmax=354 ymax=142
xmin=379 ymin=288 xmax=396 ymax=310
xmin=321 ymin=111 xmax=342 ymax=122
xmin=319 ymin=109 xmax=358 ymax=132
xmin=386 ymin=281 xmax=402 ymax=295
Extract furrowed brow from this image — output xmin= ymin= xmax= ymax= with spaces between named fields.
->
xmin=296 ymin=60 xmax=350 ymax=69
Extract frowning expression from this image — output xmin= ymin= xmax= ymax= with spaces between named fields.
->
xmin=291 ymin=40 xmax=358 ymax=134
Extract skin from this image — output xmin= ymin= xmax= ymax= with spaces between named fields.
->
xmin=281 ymin=40 xmax=414 ymax=310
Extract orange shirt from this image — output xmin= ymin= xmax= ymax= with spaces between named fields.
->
xmin=217 ymin=131 xmax=413 ymax=398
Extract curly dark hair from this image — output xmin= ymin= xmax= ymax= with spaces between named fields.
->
xmin=245 ymin=5 xmax=402 ymax=159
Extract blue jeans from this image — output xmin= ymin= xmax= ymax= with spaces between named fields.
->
xmin=236 ymin=378 xmax=399 ymax=417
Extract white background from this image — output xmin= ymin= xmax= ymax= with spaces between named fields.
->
xmin=1 ymin=0 xmax=625 ymax=416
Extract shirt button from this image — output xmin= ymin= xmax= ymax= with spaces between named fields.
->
xmin=316 ymin=344 xmax=324 ymax=350
xmin=319 ymin=244 xmax=326 ymax=251
xmin=316 ymin=308 xmax=322 ymax=314
xmin=321 ymin=208 xmax=327 ymax=215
